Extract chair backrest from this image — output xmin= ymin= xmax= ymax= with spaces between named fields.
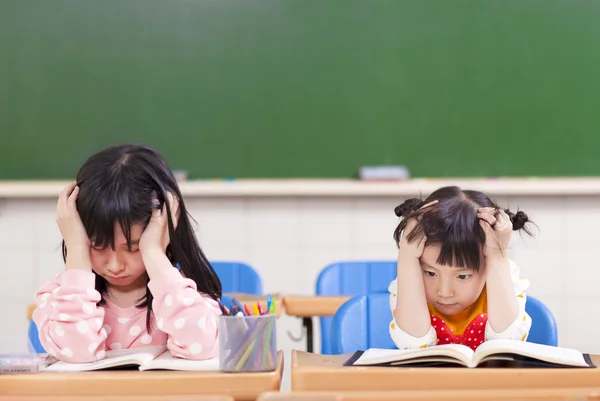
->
xmin=211 ymin=261 xmax=262 ymax=295
xmin=524 ymin=295 xmax=558 ymax=346
xmin=28 ymin=320 xmax=45 ymax=353
xmin=330 ymin=293 xmax=558 ymax=354
xmin=315 ymin=261 xmax=396 ymax=354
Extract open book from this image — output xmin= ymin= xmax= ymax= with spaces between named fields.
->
xmin=44 ymin=346 xmax=219 ymax=372
xmin=345 ymin=339 xmax=595 ymax=369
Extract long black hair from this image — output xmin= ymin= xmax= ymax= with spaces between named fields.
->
xmin=393 ymin=186 xmax=534 ymax=271
xmin=62 ymin=144 xmax=222 ymax=331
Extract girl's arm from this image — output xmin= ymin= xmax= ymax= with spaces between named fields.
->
xmin=485 ymin=256 xmax=520 ymax=332
xmin=32 ymin=270 xmax=108 ymax=363
xmin=140 ymin=194 xmax=220 ymax=360
xmin=32 ymin=183 xmax=108 ymax=363
xmin=146 ymin=259 xmax=221 ymax=360
xmin=389 ymin=279 xmax=437 ymax=349
xmin=486 ymin=260 xmax=532 ymax=341
xmin=478 ymin=208 xmax=528 ymax=337
xmin=391 ymin=217 xmax=436 ymax=348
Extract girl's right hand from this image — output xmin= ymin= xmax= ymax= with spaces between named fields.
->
xmin=398 ymin=200 xmax=438 ymax=259
xmin=56 ymin=182 xmax=90 ymax=251
xmin=399 ymin=218 xmax=427 ymax=259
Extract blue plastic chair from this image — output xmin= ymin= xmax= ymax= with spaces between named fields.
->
xmin=211 ymin=261 xmax=262 ymax=295
xmin=28 ymin=320 xmax=45 ymax=353
xmin=315 ymin=261 xmax=397 ymax=354
xmin=330 ymin=293 xmax=558 ymax=354
xmin=524 ymin=295 xmax=559 ymax=346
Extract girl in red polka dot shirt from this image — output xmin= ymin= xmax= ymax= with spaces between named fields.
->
xmin=32 ymin=145 xmax=223 ymax=363
xmin=389 ymin=186 xmax=533 ymax=351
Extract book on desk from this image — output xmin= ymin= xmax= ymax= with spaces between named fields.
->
xmin=43 ymin=346 xmax=219 ymax=372
xmin=345 ymin=339 xmax=596 ymax=369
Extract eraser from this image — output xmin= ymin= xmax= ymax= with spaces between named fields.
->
xmin=358 ymin=166 xmax=410 ymax=180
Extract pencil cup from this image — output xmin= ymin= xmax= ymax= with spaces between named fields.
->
xmin=218 ymin=314 xmax=277 ymax=373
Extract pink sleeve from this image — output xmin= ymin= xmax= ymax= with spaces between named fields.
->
xmin=148 ymin=267 xmax=222 ymax=360
xmin=31 ymin=270 xmax=107 ymax=363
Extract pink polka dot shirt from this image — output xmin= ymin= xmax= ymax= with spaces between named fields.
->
xmin=32 ymin=268 xmax=221 ymax=363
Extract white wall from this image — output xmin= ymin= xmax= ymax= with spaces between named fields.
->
xmin=1 ymin=181 xmax=599 ymax=389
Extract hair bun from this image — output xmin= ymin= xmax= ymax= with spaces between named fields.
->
xmin=394 ymin=198 xmax=422 ymax=217
xmin=506 ymin=209 xmax=529 ymax=231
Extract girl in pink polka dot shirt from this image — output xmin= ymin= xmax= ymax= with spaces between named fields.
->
xmin=389 ymin=186 xmax=534 ymax=351
xmin=32 ymin=145 xmax=223 ymax=363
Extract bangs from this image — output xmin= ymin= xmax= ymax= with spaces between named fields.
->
xmin=436 ymin=235 xmax=482 ymax=271
xmin=78 ymin=184 xmax=145 ymax=250
xmin=415 ymin=201 xmax=485 ymax=271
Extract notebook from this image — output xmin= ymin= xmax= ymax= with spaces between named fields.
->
xmin=345 ymin=339 xmax=595 ymax=369
xmin=44 ymin=346 xmax=219 ymax=372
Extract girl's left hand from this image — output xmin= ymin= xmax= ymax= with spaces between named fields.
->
xmin=139 ymin=192 xmax=180 ymax=255
xmin=477 ymin=207 xmax=512 ymax=258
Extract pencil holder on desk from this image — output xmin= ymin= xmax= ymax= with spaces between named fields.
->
xmin=218 ymin=314 xmax=277 ymax=373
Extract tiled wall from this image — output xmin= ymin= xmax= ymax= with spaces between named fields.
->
xmin=1 ymin=194 xmax=598 ymax=363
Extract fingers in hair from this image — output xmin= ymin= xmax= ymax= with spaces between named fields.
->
xmin=150 ymin=191 xmax=162 ymax=216
xmin=477 ymin=211 xmax=497 ymax=227
xmin=68 ymin=185 xmax=80 ymax=207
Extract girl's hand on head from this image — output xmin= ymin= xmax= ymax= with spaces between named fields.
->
xmin=478 ymin=207 xmax=512 ymax=258
xmin=56 ymin=182 xmax=89 ymax=251
xmin=139 ymin=191 xmax=180 ymax=256
xmin=399 ymin=200 xmax=438 ymax=259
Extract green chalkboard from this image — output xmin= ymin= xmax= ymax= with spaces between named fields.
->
xmin=1 ymin=0 xmax=600 ymax=179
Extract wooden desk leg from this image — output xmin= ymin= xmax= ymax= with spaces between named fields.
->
xmin=303 ymin=317 xmax=313 ymax=353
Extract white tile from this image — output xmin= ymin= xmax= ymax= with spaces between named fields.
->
xmin=564 ymin=246 xmax=600 ymax=298
xmin=297 ymin=246 xmax=357 ymax=294
xmin=245 ymin=246 xmax=300 ymax=295
xmin=0 ymin=249 xmax=36 ymax=298
xmin=351 ymin=198 xmax=400 ymax=244
xmin=564 ymin=297 xmax=600 ymax=353
xmin=0 ymin=200 xmax=37 ymax=249
xmin=202 ymin=245 xmax=248 ymax=265
xmin=565 ymin=197 xmax=600 ymax=246
xmin=34 ymin=200 xmax=63 ymax=249
xmin=299 ymin=199 xmax=352 ymax=246
xmin=508 ymin=244 xmax=564 ymax=298
xmin=0 ymin=295 xmax=32 ymax=353
xmin=246 ymin=198 xmax=299 ymax=246
xmin=505 ymin=196 xmax=566 ymax=246
xmin=35 ymin=247 xmax=66 ymax=290
xmin=350 ymin=243 xmax=398 ymax=262
xmin=186 ymin=198 xmax=247 ymax=248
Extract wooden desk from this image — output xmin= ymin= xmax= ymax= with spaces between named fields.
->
xmin=0 ymin=352 xmax=283 ymax=401
xmin=282 ymin=296 xmax=351 ymax=352
xmin=258 ymin=389 xmax=600 ymax=401
xmin=1 ymin=396 xmax=234 ymax=401
xmin=26 ymin=304 xmax=35 ymax=321
xmin=291 ymin=350 xmax=600 ymax=392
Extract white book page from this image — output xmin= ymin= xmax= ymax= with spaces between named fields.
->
xmin=44 ymin=346 xmax=166 ymax=372
xmin=353 ymin=344 xmax=474 ymax=366
xmin=140 ymin=351 xmax=219 ymax=371
xmin=472 ymin=339 xmax=590 ymax=367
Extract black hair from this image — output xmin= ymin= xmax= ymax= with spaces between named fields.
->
xmin=393 ymin=186 xmax=534 ymax=271
xmin=62 ymin=144 xmax=222 ymax=331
